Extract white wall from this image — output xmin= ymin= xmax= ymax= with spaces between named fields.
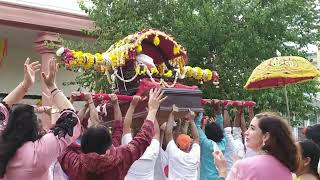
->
xmin=0 ymin=41 xmax=80 ymax=99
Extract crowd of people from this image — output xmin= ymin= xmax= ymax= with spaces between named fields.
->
xmin=0 ymin=58 xmax=320 ymax=180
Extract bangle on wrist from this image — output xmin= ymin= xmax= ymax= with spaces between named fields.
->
xmin=51 ymin=88 xmax=58 ymax=94
xmin=20 ymin=82 xmax=29 ymax=92
xmin=52 ymin=90 xmax=62 ymax=98
xmin=88 ymin=101 xmax=94 ymax=105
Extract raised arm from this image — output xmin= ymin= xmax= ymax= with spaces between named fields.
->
xmin=110 ymin=94 xmax=123 ymax=147
xmin=36 ymin=58 xmax=81 ymax=167
xmin=146 ymin=89 xmax=167 ymax=123
xmin=223 ymin=107 xmax=231 ymax=128
xmin=159 ymin=122 xmax=167 ymax=146
xmin=123 ymin=95 xmax=141 ymax=135
xmin=0 ymin=58 xmax=40 ymax=131
xmin=188 ymin=111 xmax=199 ymax=144
xmin=4 ymin=58 xmax=40 ymax=107
xmin=195 ymin=113 xmax=215 ymax=151
xmin=242 ymin=106 xmax=254 ymax=133
xmin=213 ymin=100 xmax=223 ymax=129
xmin=77 ymin=104 xmax=89 ymax=125
xmin=110 ymin=94 xmax=122 ymax=121
xmin=154 ymin=118 xmax=160 ymax=141
xmin=165 ymin=105 xmax=178 ymax=143
xmin=42 ymin=58 xmax=74 ymax=111
xmin=84 ymin=93 xmax=101 ymax=126
xmin=121 ymin=88 xmax=166 ymax=168
xmin=181 ymin=119 xmax=189 ymax=134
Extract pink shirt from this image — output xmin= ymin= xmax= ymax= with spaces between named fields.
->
xmin=0 ymin=103 xmax=81 ymax=180
xmin=227 ymin=154 xmax=292 ymax=180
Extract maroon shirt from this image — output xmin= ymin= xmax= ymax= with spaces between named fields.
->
xmin=111 ymin=120 xmax=123 ymax=147
xmin=58 ymin=120 xmax=154 ymax=180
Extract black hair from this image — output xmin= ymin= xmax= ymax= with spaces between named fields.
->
xmin=81 ymin=127 xmax=112 ymax=154
xmin=305 ymin=124 xmax=320 ymax=146
xmin=299 ymin=140 xmax=320 ymax=178
xmin=0 ymin=104 xmax=41 ymax=177
xmin=205 ymin=122 xmax=224 ymax=143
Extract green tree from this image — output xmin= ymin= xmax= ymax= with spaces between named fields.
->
xmin=65 ymin=0 xmax=320 ymax=125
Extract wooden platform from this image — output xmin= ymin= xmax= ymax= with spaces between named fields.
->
xmin=103 ymin=88 xmax=203 ymax=128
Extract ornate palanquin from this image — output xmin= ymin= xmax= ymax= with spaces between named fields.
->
xmin=57 ymin=29 xmax=220 ymax=124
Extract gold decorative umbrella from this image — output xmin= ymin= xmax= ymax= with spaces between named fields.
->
xmin=244 ymin=56 xmax=320 ymax=121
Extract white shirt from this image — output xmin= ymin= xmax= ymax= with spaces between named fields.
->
xmin=166 ymin=140 xmax=200 ymax=180
xmin=122 ymin=133 xmax=160 ymax=180
xmin=154 ymin=148 xmax=169 ymax=180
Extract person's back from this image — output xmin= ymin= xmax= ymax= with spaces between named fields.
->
xmin=1 ymin=109 xmax=81 ymax=180
xmin=229 ymin=154 xmax=292 ymax=180
xmin=0 ymin=58 xmax=81 ymax=180
xmin=196 ymin=113 xmax=226 ymax=180
xmin=4 ymin=142 xmax=49 ymax=180
xmin=165 ymin=110 xmax=201 ymax=180
xmin=121 ymin=96 xmax=161 ymax=180
xmin=123 ymin=136 xmax=160 ymax=180
xmin=58 ymin=88 xmax=165 ymax=180
xmin=59 ymin=120 xmax=154 ymax=180
xmin=167 ymin=140 xmax=200 ymax=180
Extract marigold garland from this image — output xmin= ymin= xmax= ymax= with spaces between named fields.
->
xmin=193 ymin=67 xmax=203 ymax=80
xmin=163 ymin=70 xmax=173 ymax=78
xmin=56 ymin=29 xmax=219 ymax=85
xmin=56 ymin=46 xmax=218 ymax=83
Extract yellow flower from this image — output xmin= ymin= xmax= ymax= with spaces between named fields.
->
xmin=71 ymin=60 xmax=77 ymax=65
xmin=95 ymin=53 xmax=103 ymax=65
xmin=109 ymin=54 xmax=118 ymax=67
xmin=154 ymin=36 xmax=160 ymax=46
xmin=173 ymin=45 xmax=180 ymax=55
xmin=158 ymin=63 xmax=165 ymax=74
xmin=178 ymin=58 xmax=184 ymax=69
xmin=151 ymin=67 xmax=159 ymax=75
xmin=193 ymin=67 xmax=203 ymax=80
xmin=139 ymin=66 xmax=147 ymax=75
xmin=186 ymin=66 xmax=193 ymax=77
xmin=164 ymin=70 xmax=173 ymax=78
xmin=136 ymin=45 xmax=143 ymax=53
xmin=84 ymin=53 xmax=94 ymax=65
xmin=135 ymin=66 xmax=140 ymax=75
xmin=203 ymin=69 xmax=213 ymax=81
xmin=74 ymin=51 xmax=84 ymax=65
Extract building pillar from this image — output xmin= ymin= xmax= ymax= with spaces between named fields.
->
xmin=34 ymin=32 xmax=61 ymax=130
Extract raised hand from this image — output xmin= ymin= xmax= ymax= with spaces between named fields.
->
xmin=160 ymin=122 xmax=167 ymax=131
xmin=184 ymin=109 xmax=195 ymax=121
xmin=131 ymin=95 xmax=141 ymax=107
xmin=41 ymin=58 xmax=58 ymax=90
xmin=83 ymin=92 xmax=93 ymax=102
xmin=109 ymin=94 xmax=118 ymax=105
xmin=23 ymin=58 xmax=41 ymax=89
xmin=172 ymin=104 xmax=179 ymax=112
xmin=148 ymin=88 xmax=167 ymax=111
xmin=212 ymin=151 xmax=227 ymax=177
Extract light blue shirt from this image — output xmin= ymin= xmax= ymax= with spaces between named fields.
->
xmin=195 ymin=113 xmax=226 ymax=180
